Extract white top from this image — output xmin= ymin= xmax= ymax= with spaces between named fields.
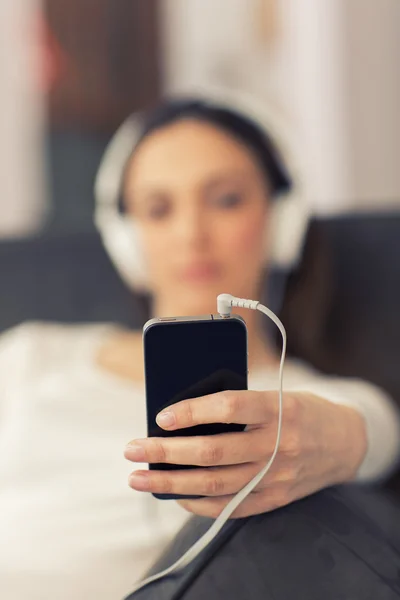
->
xmin=0 ymin=322 xmax=399 ymax=600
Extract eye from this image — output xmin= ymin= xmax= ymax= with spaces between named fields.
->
xmin=212 ymin=192 xmax=243 ymax=209
xmin=147 ymin=203 xmax=170 ymax=220
xmin=140 ymin=196 xmax=171 ymax=221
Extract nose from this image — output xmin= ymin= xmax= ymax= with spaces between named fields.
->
xmin=173 ymin=204 xmax=209 ymax=251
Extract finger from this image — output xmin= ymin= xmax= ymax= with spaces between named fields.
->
xmin=156 ymin=390 xmax=279 ymax=431
xmin=177 ymin=488 xmax=287 ymax=519
xmin=125 ymin=428 xmax=275 ymax=467
xmin=129 ymin=462 xmax=262 ymax=497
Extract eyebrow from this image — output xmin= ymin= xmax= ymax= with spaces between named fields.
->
xmin=200 ymin=170 xmax=252 ymax=192
xmin=126 ymin=169 xmax=253 ymax=202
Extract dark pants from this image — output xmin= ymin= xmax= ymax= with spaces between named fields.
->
xmin=125 ymin=485 xmax=400 ymax=600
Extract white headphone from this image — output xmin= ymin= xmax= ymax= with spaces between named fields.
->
xmin=94 ymin=87 xmax=310 ymax=292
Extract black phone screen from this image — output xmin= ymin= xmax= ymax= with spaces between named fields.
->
xmin=144 ymin=317 xmax=248 ymax=476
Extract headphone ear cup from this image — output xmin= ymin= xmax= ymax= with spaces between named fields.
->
xmin=96 ymin=212 xmax=149 ymax=291
xmin=267 ymin=195 xmax=310 ymax=270
xmin=94 ymin=114 xmax=150 ymax=291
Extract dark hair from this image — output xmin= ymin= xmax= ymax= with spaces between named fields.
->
xmin=133 ymin=98 xmax=292 ymax=199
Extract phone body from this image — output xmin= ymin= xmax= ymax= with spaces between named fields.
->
xmin=143 ymin=314 xmax=248 ymax=500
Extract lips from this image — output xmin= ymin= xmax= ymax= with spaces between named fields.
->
xmin=178 ymin=263 xmax=221 ymax=282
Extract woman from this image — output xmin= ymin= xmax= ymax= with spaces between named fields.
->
xmin=0 ymin=96 xmax=399 ymax=600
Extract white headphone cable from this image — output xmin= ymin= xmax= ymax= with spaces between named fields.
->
xmin=128 ymin=293 xmax=287 ymax=596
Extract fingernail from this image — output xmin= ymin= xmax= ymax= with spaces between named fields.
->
xmin=129 ymin=471 xmax=150 ymax=490
xmin=126 ymin=442 xmax=146 ymax=461
xmin=156 ymin=411 xmax=176 ymax=429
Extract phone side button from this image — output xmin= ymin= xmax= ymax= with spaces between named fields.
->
xmin=158 ymin=317 xmax=177 ymax=322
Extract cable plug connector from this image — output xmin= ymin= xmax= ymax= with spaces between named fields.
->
xmin=217 ymin=293 xmax=259 ymax=317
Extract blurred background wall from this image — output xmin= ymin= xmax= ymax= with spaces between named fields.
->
xmin=0 ymin=0 xmax=399 ymax=238
xmin=161 ymin=0 xmax=400 ymax=214
xmin=0 ymin=0 xmax=47 ymax=237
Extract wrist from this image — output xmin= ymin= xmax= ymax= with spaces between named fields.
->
xmin=331 ymin=403 xmax=368 ymax=483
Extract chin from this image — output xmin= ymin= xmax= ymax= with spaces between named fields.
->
xmin=176 ymin=287 xmax=222 ymax=315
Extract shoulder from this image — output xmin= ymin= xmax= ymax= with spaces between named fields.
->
xmin=283 ymin=359 xmax=397 ymax=413
xmin=0 ymin=322 xmax=44 ymax=357
xmin=251 ymin=357 xmax=393 ymax=409
xmin=0 ymin=321 xmax=116 ymax=371
xmin=0 ymin=321 xmax=106 ymax=349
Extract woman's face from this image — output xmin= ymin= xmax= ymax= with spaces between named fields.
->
xmin=125 ymin=119 xmax=271 ymax=314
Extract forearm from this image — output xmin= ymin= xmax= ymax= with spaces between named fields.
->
xmin=297 ymin=379 xmax=400 ymax=483
xmin=325 ymin=402 xmax=368 ymax=483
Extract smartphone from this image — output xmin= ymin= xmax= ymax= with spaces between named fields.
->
xmin=143 ymin=314 xmax=248 ymax=500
